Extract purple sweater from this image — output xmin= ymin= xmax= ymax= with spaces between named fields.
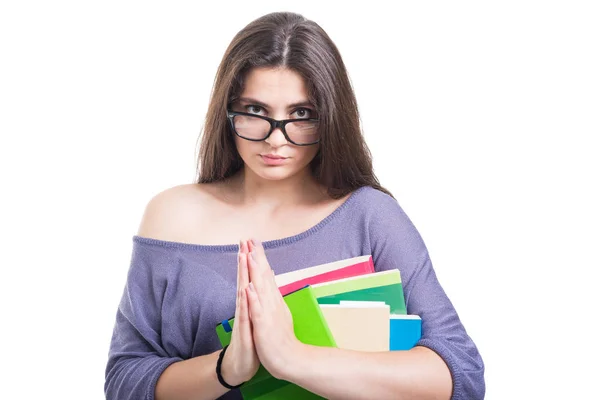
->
xmin=105 ymin=185 xmax=485 ymax=399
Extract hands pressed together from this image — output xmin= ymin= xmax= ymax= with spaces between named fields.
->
xmin=220 ymin=238 xmax=302 ymax=386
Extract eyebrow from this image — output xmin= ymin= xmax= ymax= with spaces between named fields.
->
xmin=237 ymin=97 xmax=314 ymax=109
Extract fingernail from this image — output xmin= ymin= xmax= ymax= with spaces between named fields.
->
xmin=249 ymin=251 xmax=256 ymax=262
xmin=249 ymin=282 xmax=255 ymax=292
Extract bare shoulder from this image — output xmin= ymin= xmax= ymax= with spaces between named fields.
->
xmin=136 ymin=183 xmax=219 ymax=241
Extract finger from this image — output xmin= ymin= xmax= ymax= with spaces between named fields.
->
xmin=233 ymin=257 xmax=242 ymax=334
xmin=238 ymin=238 xmax=248 ymax=275
xmin=237 ymin=240 xmax=250 ymax=301
xmin=239 ymin=252 xmax=250 ymax=293
xmin=250 ymin=252 xmax=281 ymax=312
xmin=251 ymin=240 xmax=277 ymax=287
xmin=248 ymin=239 xmax=271 ymax=280
xmin=238 ymin=285 xmax=253 ymax=344
xmin=237 ymin=239 xmax=248 ymax=303
xmin=251 ymin=238 xmax=269 ymax=266
xmin=247 ymin=250 xmax=270 ymax=296
xmin=246 ymin=282 xmax=261 ymax=322
xmin=234 ymin=252 xmax=250 ymax=337
xmin=236 ymin=250 xmax=242 ymax=309
xmin=243 ymin=288 xmax=258 ymax=350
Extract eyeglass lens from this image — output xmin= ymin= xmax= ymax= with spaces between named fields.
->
xmin=233 ymin=114 xmax=318 ymax=144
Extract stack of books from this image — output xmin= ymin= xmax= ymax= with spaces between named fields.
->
xmin=215 ymin=255 xmax=422 ymax=399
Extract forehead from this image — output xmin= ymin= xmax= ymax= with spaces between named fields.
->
xmin=241 ymin=67 xmax=309 ymax=105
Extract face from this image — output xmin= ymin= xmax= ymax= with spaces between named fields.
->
xmin=231 ymin=67 xmax=320 ymax=182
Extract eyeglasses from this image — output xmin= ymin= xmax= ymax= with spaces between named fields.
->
xmin=226 ymin=110 xmax=320 ymax=146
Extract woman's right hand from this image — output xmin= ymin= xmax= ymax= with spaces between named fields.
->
xmin=220 ymin=239 xmax=260 ymax=387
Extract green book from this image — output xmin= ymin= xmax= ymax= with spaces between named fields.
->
xmin=312 ymin=269 xmax=407 ymax=315
xmin=215 ymin=285 xmax=337 ymax=399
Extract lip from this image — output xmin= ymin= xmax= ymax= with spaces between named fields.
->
xmin=261 ymin=154 xmax=287 ymax=159
xmin=260 ymin=155 xmax=288 ymax=166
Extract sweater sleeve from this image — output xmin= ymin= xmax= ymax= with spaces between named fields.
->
xmin=104 ymin=240 xmax=183 ymax=400
xmin=367 ymin=191 xmax=485 ymax=400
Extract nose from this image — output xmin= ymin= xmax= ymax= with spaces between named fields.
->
xmin=265 ymin=126 xmax=289 ymax=146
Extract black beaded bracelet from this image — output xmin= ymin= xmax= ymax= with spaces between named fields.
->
xmin=216 ymin=345 xmax=246 ymax=389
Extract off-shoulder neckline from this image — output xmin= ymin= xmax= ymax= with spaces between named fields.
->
xmin=133 ymin=185 xmax=370 ymax=253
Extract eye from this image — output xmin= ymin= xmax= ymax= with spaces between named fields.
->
xmin=245 ymin=105 xmax=265 ymax=115
xmin=292 ymin=108 xmax=313 ymax=119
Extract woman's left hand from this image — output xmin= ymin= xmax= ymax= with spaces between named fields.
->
xmin=245 ymin=238 xmax=302 ymax=379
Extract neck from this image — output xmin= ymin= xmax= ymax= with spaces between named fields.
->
xmin=230 ymin=166 xmax=326 ymax=210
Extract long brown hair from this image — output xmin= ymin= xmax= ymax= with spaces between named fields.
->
xmin=195 ymin=11 xmax=393 ymax=199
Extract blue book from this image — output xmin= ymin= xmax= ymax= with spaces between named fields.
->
xmin=390 ymin=315 xmax=422 ymax=351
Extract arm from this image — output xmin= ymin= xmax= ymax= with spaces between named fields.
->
xmin=277 ymin=190 xmax=485 ymax=399
xmin=363 ymin=190 xmax=485 ymax=399
xmin=106 ymin=305 xmax=233 ymax=400
xmin=105 ymin=188 xmax=243 ymax=400
xmin=154 ymin=351 xmax=233 ymax=400
xmin=278 ymin=343 xmax=451 ymax=400
xmin=155 ymin=240 xmax=260 ymax=400
xmin=104 ymin=242 xmax=188 ymax=400
xmin=243 ymin=238 xmax=452 ymax=400
xmin=399 ymin=253 xmax=485 ymax=400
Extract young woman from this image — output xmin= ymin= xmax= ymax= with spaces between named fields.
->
xmin=105 ymin=12 xmax=485 ymax=400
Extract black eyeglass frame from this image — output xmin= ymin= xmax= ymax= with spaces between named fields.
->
xmin=226 ymin=110 xmax=321 ymax=146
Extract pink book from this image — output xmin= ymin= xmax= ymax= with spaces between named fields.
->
xmin=276 ymin=255 xmax=374 ymax=296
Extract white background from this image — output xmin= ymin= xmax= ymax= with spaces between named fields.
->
xmin=1 ymin=1 xmax=598 ymax=399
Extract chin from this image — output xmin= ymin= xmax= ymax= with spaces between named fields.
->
xmin=254 ymin=167 xmax=297 ymax=181
xmin=244 ymin=160 xmax=304 ymax=181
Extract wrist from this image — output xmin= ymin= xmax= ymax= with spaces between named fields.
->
xmin=273 ymin=340 xmax=306 ymax=381
xmin=217 ymin=345 xmax=246 ymax=388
